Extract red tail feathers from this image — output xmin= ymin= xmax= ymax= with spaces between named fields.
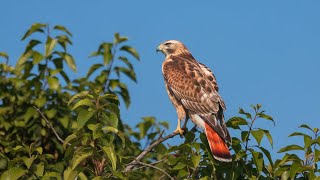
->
xmin=204 ymin=122 xmax=231 ymax=162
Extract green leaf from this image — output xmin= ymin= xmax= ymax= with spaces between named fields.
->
xmin=71 ymin=150 xmax=92 ymax=170
xmin=86 ymin=63 xmax=103 ymax=78
xmin=278 ymin=145 xmax=304 ymax=153
xmin=54 ymin=25 xmax=72 ymax=36
xmin=239 ymin=108 xmax=251 ymax=119
xmin=102 ymin=126 xmax=119 ymax=134
xmin=304 ymin=135 xmax=312 ymax=149
xmin=114 ymin=66 xmax=137 ymax=82
xmin=257 ymin=146 xmax=273 ymax=168
xmin=100 ymin=43 xmax=113 ymax=65
xmin=63 ymin=134 xmax=77 ymax=149
xmin=191 ymin=154 xmax=201 ymax=168
xmin=288 ymin=132 xmax=308 ymax=137
xmin=101 ymin=112 xmax=118 ymax=128
xmin=262 ymin=129 xmax=273 ymax=147
xmin=35 ymin=162 xmax=44 ymax=176
xmin=118 ymin=56 xmax=133 ymax=69
xmin=299 ymin=124 xmax=313 ymax=131
xmin=251 ymin=129 xmax=264 ymax=146
xmin=77 ymin=109 xmax=95 ymax=129
xmin=21 ymin=23 xmax=47 ymax=40
xmin=258 ymin=113 xmax=275 ymax=126
xmin=34 ymin=96 xmax=46 ymax=108
xmin=250 ymin=150 xmax=264 ymax=175
xmin=177 ymin=169 xmax=188 ymax=178
xmin=64 ymin=167 xmax=80 ymax=180
xmin=88 ymin=123 xmax=103 ymax=139
xmin=154 ymin=143 xmax=167 ymax=154
xmin=173 ymin=163 xmax=186 ymax=170
xmin=32 ymin=51 xmax=44 ymax=64
xmin=45 ymin=36 xmax=57 ymax=57
xmin=114 ymin=33 xmax=128 ymax=44
xmin=226 ymin=116 xmax=248 ymax=129
xmin=63 ymin=53 xmax=77 ymax=72
xmin=0 ymin=167 xmax=27 ymax=180
xmin=0 ymin=52 xmax=9 ymax=61
xmin=241 ymin=131 xmax=249 ymax=142
xmin=120 ymin=45 xmax=140 ymax=60
xmin=71 ymin=98 xmax=94 ymax=110
xmin=16 ymin=50 xmax=33 ymax=72
xmin=102 ymin=146 xmax=117 ymax=171
xmin=22 ymin=156 xmax=35 ymax=169
xmin=47 ymin=76 xmax=60 ymax=90
xmin=68 ymin=91 xmax=90 ymax=105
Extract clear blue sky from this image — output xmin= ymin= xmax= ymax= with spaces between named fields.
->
xmin=1 ymin=1 xmax=320 ymax=159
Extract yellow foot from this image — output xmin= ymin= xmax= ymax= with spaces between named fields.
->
xmin=174 ymin=127 xmax=184 ymax=136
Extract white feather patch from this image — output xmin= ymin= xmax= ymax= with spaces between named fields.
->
xmin=190 ymin=114 xmax=205 ymax=129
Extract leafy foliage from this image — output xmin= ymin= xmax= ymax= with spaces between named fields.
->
xmin=0 ymin=23 xmax=319 ymax=179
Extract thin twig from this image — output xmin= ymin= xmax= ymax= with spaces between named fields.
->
xmin=135 ymin=161 xmax=175 ymax=180
xmin=33 ymin=106 xmax=68 ymax=145
xmin=124 ymin=130 xmax=180 ymax=172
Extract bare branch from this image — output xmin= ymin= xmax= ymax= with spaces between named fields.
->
xmin=33 ymin=106 xmax=68 ymax=145
xmin=124 ymin=130 xmax=180 ymax=172
xmin=134 ymin=161 xmax=175 ymax=180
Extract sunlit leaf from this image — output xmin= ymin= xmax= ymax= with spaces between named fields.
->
xmin=120 ymin=45 xmax=140 ymax=60
xmin=299 ymin=124 xmax=313 ymax=131
xmin=114 ymin=33 xmax=128 ymax=44
xmin=226 ymin=116 xmax=248 ymax=129
xmin=54 ymin=25 xmax=72 ymax=36
xmin=102 ymin=146 xmax=117 ymax=171
xmin=257 ymin=146 xmax=273 ymax=168
xmin=191 ymin=154 xmax=201 ymax=168
xmin=278 ymin=145 xmax=304 ymax=153
xmin=64 ymin=167 xmax=80 ymax=180
xmin=262 ymin=129 xmax=273 ymax=147
xmin=35 ymin=162 xmax=44 ymax=176
xmin=47 ymin=76 xmax=60 ymax=90
xmin=63 ymin=134 xmax=77 ymax=149
xmin=71 ymin=149 xmax=92 ymax=170
xmin=250 ymin=150 xmax=264 ymax=175
xmin=71 ymin=98 xmax=94 ymax=110
xmin=86 ymin=63 xmax=103 ymax=78
xmin=0 ymin=52 xmax=9 ymax=61
xmin=0 ymin=167 xmax=27 ymax=180
xmin=68 ymin=91 xmax=90 ymax=105
xmin=21 ymin=23 xmax=47 ymax=40
xmin=88 ymin=123 xmax=103 ymax=140
xmin=22 ymin=156 xmax=35 ymax=169
xmin=45 ymin=36 xmax=57 ymax=57
xmin=173 ymin=163 xmax=186 ymax=170
xmin=258 ymin=113 xmax=275 ymax=126
xmin=77 ymin=109 xmax=95 ymax=129
xmin=251 ymin=129 xmax=264 ymax=146
xmin=239 ymin=108 xmax=251 ymax=119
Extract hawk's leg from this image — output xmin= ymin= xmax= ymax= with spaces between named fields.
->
xmin=182 ymin=117 xmax=188 ymax=130
xmin=174 ymin=119 xmax=184 ymax=135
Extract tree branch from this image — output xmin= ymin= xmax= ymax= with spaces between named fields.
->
xmin=134 ymin=161 xmax=175 ymax=180
xmin=124 ymin=130 xmax=180 ymax=172
xmin=33 ymin=106 xmax=69 ymax=145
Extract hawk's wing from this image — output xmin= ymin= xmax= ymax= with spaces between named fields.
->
xmin=162 ymin=55 xmax=230 ymax=142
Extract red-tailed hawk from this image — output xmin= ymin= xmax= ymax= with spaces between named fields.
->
xmin=157 ymin=40 xmax=231 ymax=162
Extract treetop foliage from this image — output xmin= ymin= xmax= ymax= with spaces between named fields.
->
xmin=0 ymin=23 xmax=319 ymax=179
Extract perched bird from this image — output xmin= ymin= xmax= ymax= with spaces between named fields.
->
xmin=157 ymin=40 xmax=231 ymax=162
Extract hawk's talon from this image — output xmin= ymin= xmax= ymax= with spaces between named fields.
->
xmin=174 ymin=127 xmax=184 ymax=136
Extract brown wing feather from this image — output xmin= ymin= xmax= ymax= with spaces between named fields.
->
xmin=163 ymin=55 xmax=231 ymax=143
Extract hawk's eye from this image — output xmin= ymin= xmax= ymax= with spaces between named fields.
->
xmin=164 ymin=42 xmax=172 ymax=46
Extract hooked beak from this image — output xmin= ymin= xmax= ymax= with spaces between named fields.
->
xmin=156 ymin=44 xmax=162 ymax=53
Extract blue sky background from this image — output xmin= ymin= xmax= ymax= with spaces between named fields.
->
xmin=1 ymin=1 xmax=320 ymax=159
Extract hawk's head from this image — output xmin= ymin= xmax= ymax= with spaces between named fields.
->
xmin=157 ymin=40 xmax=190 ymax=57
